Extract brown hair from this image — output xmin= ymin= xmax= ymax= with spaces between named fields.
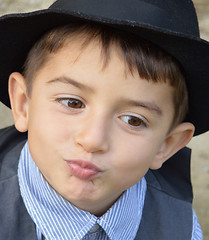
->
xmin=23 ymin=22 xmax=188 ymax=129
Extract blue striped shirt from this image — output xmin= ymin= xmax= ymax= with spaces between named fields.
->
xmin=18 ymin=142 xmax=202 ymax=240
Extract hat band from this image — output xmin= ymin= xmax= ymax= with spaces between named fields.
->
xmin=50 ymin=0 xmax=190 ymax=35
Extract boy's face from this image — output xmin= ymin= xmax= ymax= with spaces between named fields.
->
xmin=18 ymin=40 xmax=176 ymax=215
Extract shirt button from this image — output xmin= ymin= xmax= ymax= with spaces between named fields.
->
xmin=89 ymin=224 xmax=100 ymax=233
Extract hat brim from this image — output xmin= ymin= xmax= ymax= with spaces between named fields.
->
xmin=0 ymin=9 xmax=209 ymax=135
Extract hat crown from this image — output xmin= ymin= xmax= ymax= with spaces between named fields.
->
xmin=50 ymin=0 xmax=199 ymax=37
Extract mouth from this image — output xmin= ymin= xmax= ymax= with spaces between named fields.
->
xmin=65 ymin=160 xmax=102 ymax=180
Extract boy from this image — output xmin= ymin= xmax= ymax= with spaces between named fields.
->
xmin=0 ymin=0 xmax=208 ymax=239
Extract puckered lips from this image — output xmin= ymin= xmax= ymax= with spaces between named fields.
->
xmin=65 ymin=159 xmax=102 ymax=180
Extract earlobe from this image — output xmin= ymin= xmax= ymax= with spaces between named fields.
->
xmin=150 ymin=122 xmax=195 ymax=170
xmin=8 ymin=72 xmax=29 ymax=132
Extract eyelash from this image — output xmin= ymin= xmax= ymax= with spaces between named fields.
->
xmin=56 ymin=97 xmax=85 ymax=110
xmin=119 ymin=115 xmax=148 ymax=129
xmin=55 ymin=97 xmax=148 ymax=129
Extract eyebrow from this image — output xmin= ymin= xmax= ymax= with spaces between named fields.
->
xmin=47 ymin=76 xmax=94 ymax=93
xmin=121 ymin=98 xmax=163 ymax=116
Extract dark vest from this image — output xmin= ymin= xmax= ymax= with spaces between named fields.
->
xmin=0 ymin=126 xmax=193 ymax=240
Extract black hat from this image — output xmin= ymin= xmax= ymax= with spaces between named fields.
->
xmin=0 ymin=0 xmax=208 ymax=135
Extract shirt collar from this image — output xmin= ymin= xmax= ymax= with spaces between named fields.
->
xmin=18 ymin=142 xmax=147 ymax=240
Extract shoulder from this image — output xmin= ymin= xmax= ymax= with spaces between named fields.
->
xmin=135 ymin=148 xmax=194 ymax=240
xmin=0 ymin=126 xmax=36 ymax=239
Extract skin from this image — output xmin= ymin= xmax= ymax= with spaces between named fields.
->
xmin=9 ymin=39 xmax=194 ymax=216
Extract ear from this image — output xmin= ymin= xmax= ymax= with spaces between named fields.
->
xmin=150 ymin=122 xmax=195 ymax=170
xmin=8 ymin=72 xmax=29 ymax=132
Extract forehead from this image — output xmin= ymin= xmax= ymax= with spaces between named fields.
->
xmin=33 ymin=34 xmax=131 ymax=81
xmin=26 ymin=24 xmax=181 ymax=95
xmin=33 ymin=39 xmax=174 ymax=119
xmin=59 ymin=32 xmax=128 ymax=73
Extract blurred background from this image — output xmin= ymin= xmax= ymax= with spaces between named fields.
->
xmin=0 ymin=0 xmax=209 ymax=238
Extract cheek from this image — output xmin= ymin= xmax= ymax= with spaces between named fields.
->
xmin=28 ymin=101 xmax=71 ymax=143
xmin=27 ymin=111 xmax=64 ymax=170
xmin=112 ymin=134 xmax=162 ymax=179
xmin=116 ymin=134 xmax=159 ymax=163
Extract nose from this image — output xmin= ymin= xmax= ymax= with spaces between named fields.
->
xmin=74 ymin=113 xmax=110 ymax=153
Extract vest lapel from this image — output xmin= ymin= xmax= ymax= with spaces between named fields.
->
xmin=134 ymin=169 xmax=192 ymax=240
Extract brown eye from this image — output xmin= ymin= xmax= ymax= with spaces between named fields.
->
xmin=58 ymin=98 xmax=85 ymax=109
xmin=120 ymin=115 xmax=147 ymax=128
xmin=67 ymin=99 xmax=83 ymax=108
xmin=128 ymin=116 xmax=143 ymax=126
